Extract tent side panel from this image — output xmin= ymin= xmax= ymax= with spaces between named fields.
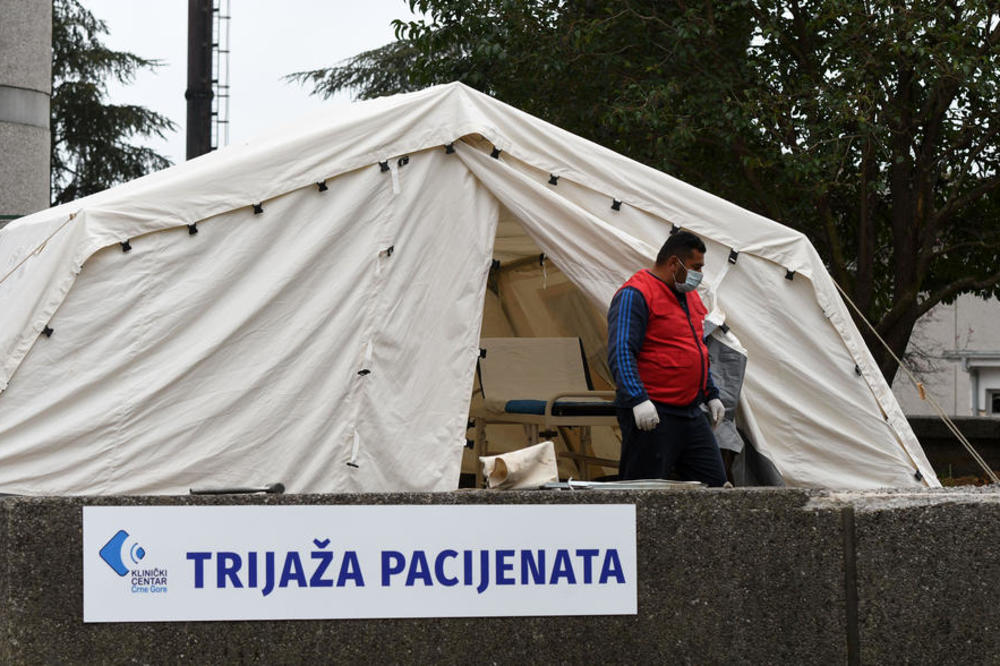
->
xmin=0 ymin=149 xmax=496 ymax=494
xmin=719 ymin=253 xmax=923 ymax=487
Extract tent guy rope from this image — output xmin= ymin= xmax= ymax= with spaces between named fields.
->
xmin=833 ymin=281 xmax=999 ymax=484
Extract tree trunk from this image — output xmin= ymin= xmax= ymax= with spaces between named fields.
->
xmin=854 ymin=135 xmax=876 ymax=315
xmin=870 ymin=312 xmax=920 ymax=387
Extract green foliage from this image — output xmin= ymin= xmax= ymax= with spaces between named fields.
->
xmin=294 ymin=0 xmax=1000 ymax=383
xmin=51 ymin=0 xmax=177 ymax=206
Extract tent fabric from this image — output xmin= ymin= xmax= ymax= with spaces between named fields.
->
xmin=477 ymin=337 xmax=593 ymax=401
xmin=493 ymin=259 xmax=613 ymax=387
xmin=0 ymin=148 xmax=497 ymax=494
xmin=0 ymin=82 xmax=937 ymax=493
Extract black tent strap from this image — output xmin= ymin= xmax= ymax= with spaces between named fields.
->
xmin=490 ymin=146 xmax=501 ymax=159
xmin=346 ymin=461 xmax=360 ymax=468
xmin=317 ymin=180 xmax=328 ymax=192
xmin=382 ymin=245 xmax=394 ymax=257
xmin=445 ymin=143 xmax=455 ymax=154
xmin=549 ymin=174 xmax=559 ymax=185
xmin=490 ymin=259 xmax=501 ymax=271
xmin=611 ymin=198 xmax=621 ymax=211
xmin=719 ymin=323 xmax=730 ymax=334
xmin=42 ymin=326 xmax=53 ymax=338
xmin=479 ymin=348 xmax=487 ymax=358
xmin=377 ymin=157 xmax=409 ymax=172
xmin=120 ymin=240 xmax=132 ymax=253
xmin=357 ymin=369 xmax=371 ymax=376
xmin=785 ymin=269 xmax=795 ymax=280
xmin=252 ymin=203 xmax=263 ymax=215
xmin=728 ymin=249 xmax=739 ymax=264
xmin=670 ymin=224 xmax=679 ymax=235
xmin=188 ymin=224 xmax=198 ymax=235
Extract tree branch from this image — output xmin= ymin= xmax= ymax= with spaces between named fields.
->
xmin=928 ymin=240 xmax=994 ymax=261
xmin=876 ymin=286 xmax=919 ymax=337
xmin=818 ymin=191 xmax=852 ymax=290
xmin=985 ymin=11 xmax=1000 ymax=48
xmin=934 ymin=173 xmax=1000 ymax=226
xmin=915 ymin=269 xmax=1000 ymax=320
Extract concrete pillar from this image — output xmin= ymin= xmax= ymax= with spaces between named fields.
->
xmin=0 ymin=0 xmax=51 ymax=226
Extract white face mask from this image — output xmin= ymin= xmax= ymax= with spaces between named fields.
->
xmin=674 ymin=262 xmax=703 ymax=293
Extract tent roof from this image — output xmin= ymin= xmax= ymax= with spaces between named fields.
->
xmin=2 ymin=82 xmax=811 ymax=381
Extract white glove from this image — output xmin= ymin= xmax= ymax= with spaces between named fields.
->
xmin=632 ymin=400 xmax=660 ymax=431
xmin=708 ymin=398 xmax=725 ymax=427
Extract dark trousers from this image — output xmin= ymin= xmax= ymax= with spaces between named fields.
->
xmin=617 ymin=405 xmax=728 ymax=487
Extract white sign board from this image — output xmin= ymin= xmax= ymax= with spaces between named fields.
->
xmin=83 ymin=504 xmax=637 ymax=622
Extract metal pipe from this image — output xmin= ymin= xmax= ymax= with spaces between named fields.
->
xmin=185 ymin=0 xmax=214 ymax=159
xmin=972 ymin=367 xmax=980 ymax=416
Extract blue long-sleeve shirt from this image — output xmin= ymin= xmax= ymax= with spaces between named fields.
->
xmin=607 ymin=285 xmax=720 ymax=416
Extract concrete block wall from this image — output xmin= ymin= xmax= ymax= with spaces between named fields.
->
xmin=1 ymin=488 xmax=998 ymax=664
xmin=848 ymin=492 xmax=1000 ymax=662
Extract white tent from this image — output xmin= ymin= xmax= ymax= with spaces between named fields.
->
xmin=0 ymin=82 xmax=938 ymax=493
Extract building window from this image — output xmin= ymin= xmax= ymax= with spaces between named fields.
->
xmin=991 ymin=390 xmax=1000 ymax=416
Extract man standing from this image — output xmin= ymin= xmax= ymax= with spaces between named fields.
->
xmin=607 ymin=231 xmax=727 ymax=486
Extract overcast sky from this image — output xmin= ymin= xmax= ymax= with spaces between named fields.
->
xmin=83 ymin=0 xmax=421 ymax=166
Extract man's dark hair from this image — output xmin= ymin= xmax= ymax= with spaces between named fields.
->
xmin=656 ymin=230 xmax=706 ymax=265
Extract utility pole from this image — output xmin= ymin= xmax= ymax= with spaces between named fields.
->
xmin=185 ymin=0 xmax=214 ymax=160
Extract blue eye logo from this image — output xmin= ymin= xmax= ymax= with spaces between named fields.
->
xmin=99 ymin=530 xmax=145 ymax=577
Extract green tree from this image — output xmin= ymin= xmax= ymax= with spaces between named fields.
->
xmin=50 ymin=0 xmax=177 ymax=206
xmin=291 ymin=0 xmax=1000 ymax=385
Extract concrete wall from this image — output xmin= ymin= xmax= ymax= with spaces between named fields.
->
xmin=0 ymin=0 xmax=51 ymax=223
xmin=2 ymin=488 xmax=999 ymax=664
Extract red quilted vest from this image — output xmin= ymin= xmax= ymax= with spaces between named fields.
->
xmin=620 ymin=269 xmax=709 ymax=405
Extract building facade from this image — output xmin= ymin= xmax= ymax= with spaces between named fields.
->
xmin=894 ymin=294 xmax=1000 ymax=417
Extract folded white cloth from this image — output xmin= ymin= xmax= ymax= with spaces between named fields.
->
xmin=480 ymin=440 xmax=558 ymax=489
